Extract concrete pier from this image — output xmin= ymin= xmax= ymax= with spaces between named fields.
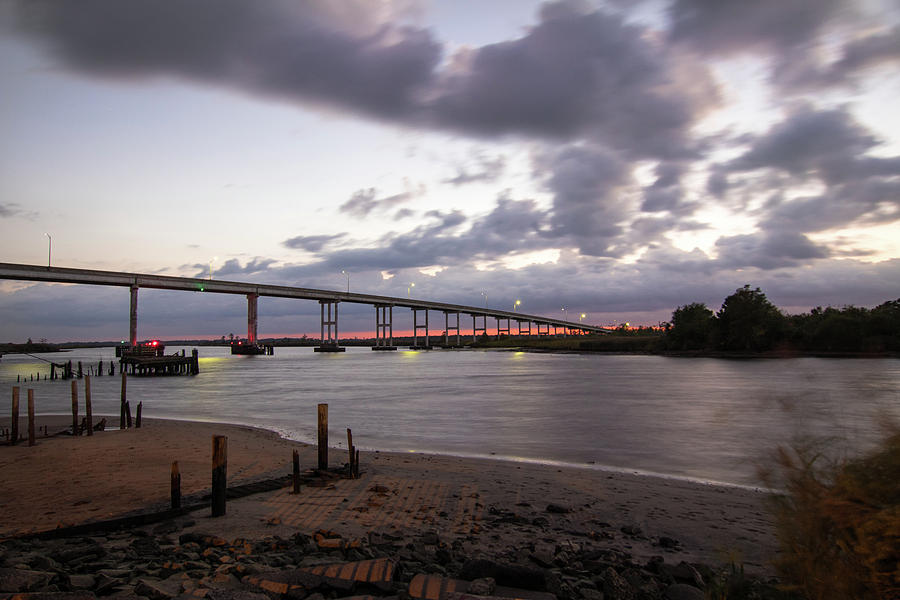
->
xmin=373 ymin=304 xmax=397 ymax=351
xmin=315 ymin=300 xmax=345 ymax=352
xmin=410 ymin=308 xmax=432 ymax=350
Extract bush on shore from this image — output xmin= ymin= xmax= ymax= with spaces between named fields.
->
xmin=761 ymin=429 xmax=900 ymax=599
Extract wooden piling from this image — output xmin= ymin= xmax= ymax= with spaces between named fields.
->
xmin=211 ymin=435 xmax=227 ymax=517
xmin=347 ymin=428 xmax=355 ymax=478
xmin=136 ymin=401 xmax=142 ymax=428
xmin=292 ymin=449 xmax=301 ymax=494
xmin=11 ymin=387 xmax=19 ymax=445
xmin=71 ymin=380 xmax=79 ymax=436
xmin=84 ymin=375 xmax=93 ymax=436
xmin=120 ymin=371 xmax=127 ymax=429
xmin=27 ymin=389 xmax=35 ymax=447
xmin=317 ymin=403 xmax=328 ymax=471
xmin=78 ymin=361 xmax=83 ymax=378
xmin=355 ymin=449 xmax=360 ymax=478
xmin=125 ymin=401 xmax=133 ymax=429
xmin=171 ymin=461 xmax=181 ymax=509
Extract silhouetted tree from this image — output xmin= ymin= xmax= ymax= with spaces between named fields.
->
xmin=717 ymin=285 xmax=785 ymax=352
xmin=667 ymin=302 xmax=715 ymax=350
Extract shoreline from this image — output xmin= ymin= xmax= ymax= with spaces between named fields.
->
xmin=0 ymin=414 xmax=779 ymax=578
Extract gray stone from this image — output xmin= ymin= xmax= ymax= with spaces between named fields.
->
xmin=68 ymin=574 xmax=97 ymax=590
xmin=664 ymin=583 xmax=704 ymax=600
xmin=135 ymin=578 xmax=182 ymax=600
xmin=467 ymin=577 xmax=496 ymax=595
xmin=0 ymin=567 xmax=55 ymax=592
xmin=599 ymin=568 xmax=633 ymax=600
xmin=660 ymin=563 xmax=703 ymax=589
xmin=546 ymin=504 xmax=570 ymax=514
xmin=580 ymin=588 xmax=604 ymax=600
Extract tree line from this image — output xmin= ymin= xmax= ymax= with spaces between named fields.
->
xmin=664 ymin=285 xmax=900 ymax=354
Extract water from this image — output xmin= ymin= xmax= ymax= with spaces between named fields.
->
xmin=3 ymin=346 xmax=899 ymax=487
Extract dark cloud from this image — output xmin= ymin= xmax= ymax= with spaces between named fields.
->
xmin=283 ymin=233 xmax=347 ymax=252
xmin=429 ymin=2 xmax=715 ymax=157
xmin=12 ymin=0 xmax=442 ymax=122
xmin=8 ymin=1 xmax=715 ymax=157
xmin=196 ymin=257 xmax=278 ymax=279
xmin=640 ymin=161 xmax=696 ymax=215
xmin=540 ymin=144 xmax=632 ymax=257
xmin=714 ymin=231 xmax=830 ymax=270
xmin=0 ymin=202 xmax=34 ymax=219
xmin=717 ymin=107 xmax=900 ymax=234
xmin=339 ymin=187 xmax=418 ymax=218
xmin=668 ymin=0 xmax=842 ymax=55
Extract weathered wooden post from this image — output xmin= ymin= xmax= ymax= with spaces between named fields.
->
xmin=78 ymin=361 xmax=83 ymax=378
xmin=347 ymin=428 xmax=355 ymax=478
xmin=11 ymin=387 xmax=19 ymax=445
xmin=71 ymin=380 xmax=79 ymax=436
xmin=191 ymin=349 xmax=199 ymax=375
xmin=135 ymin=401 xmax=142 ymax=428
xmin=171 ymin=461 xmax=181 ymax=509
xmin=292 ymin=449 xmax=301 ymax=494
xmin=84 ymin=375 xmax=93 ymax=436
xmin=27 ymin=389 xmax=35 ymax=447
xmin=120 ymin=371 xmax=127 ymax=429
xmin=211 ymin=435 xmax=227 ymax=517
xmin=317 ymin=403 xmax=328 ymax=471
xmin=125 ymin=401 xmax=133 ymax=429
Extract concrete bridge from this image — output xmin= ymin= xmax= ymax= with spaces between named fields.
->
xmin=0 ymin=263 xmax=607 ymax=351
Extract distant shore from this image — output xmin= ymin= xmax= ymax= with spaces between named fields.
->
xmin=0 ymin=414 xmax=778 ymax=578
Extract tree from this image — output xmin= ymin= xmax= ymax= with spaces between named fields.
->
xmin=667 ymin=302 xmax=715 ymax=350
xmin=717 ymin=285 xmax=785 ymax=352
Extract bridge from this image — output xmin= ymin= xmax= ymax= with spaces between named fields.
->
xmin=0 ymin=262 xmax=607 ymax=351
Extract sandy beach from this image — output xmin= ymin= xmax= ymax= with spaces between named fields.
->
xmin=0 ymin=414 xmax=778 ymax=578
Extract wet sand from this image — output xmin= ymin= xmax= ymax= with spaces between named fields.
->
xmin=0 ymin=415 xmax=778 ymax=575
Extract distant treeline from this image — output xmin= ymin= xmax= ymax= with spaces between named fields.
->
xmin=664 ymin=285 xmax=900 ymax=355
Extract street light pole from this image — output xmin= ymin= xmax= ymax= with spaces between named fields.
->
xmin=514 ymin=299 xmax=521 ymax=312
xmin=209 ymin=256 xmax=217 ymax=280
xmin=481 ymin=291 xmax=488 ymax=308
xmin=407 ymin=282 xmax=415 ymax=298
xmin=342 ymin=270 xmax=350 ymax=293
xmin=44 ymin=233 xmax=51 ymax=267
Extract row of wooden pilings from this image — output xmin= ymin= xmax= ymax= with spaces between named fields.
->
xmin=17 ymin=359 xmax=117 ymax=383
xmin=4 ymin=372 xmax=142 ymax=446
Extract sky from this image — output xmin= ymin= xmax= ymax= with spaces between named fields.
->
xmin=1 ymin=0 xmax=899 ymax=342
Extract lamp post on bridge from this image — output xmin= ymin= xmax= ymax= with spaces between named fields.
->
xmin=208 ymin=256 xmax=217 ymax=280
xmin=514 ymin=299 xmax=521 ymax=312
xmin=341 ymin=270 xmax=350 ymax=293
xmin=407 ymin=282 xmax=415 ymax=298
xmin=481 ymin=291 xmax=488 ymax=308
xmin=44 ymin=233 xmax=51 ymax=268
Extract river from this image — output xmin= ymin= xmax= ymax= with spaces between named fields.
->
xmin=2 ymin=346 xmax=898 ymax=487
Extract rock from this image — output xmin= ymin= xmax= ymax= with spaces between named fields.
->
xmin=135 ymin=578 xmax=182 ymax=600
xmin=95 ymin=573 xmax=123 ymax=595
xmin=29 ymin=555 xmax=62 ymax=571
xmin=459 ymin=560 xmax=546 ymax=591
xmin=619 ymin=525 xmax=641 ymax=537
xmin=659 ymin=563 xmax=704 ymax=589
xmin=130 ymin=538 xmax=162 ymax=558
xmin=599 ymin=568 xmax=634 ymax=600
xmin=67 ymin=574 xmax=97 ymax=590
xmin=419 ymin=532 xmax=440 ymax=546
xmin=658 ymin=537 xmax=679 ymax=549
xmin=0 ymin=568 xmax=55 ymax=592
xmin=204 ymin=591 xmax=271 ymax=600
xmin=546 ymin=504 xmax=570 ymax=514
xmin=664 ymin=583 xmax=704 ymax=600
xmin=467 ymin=578 xmax=496 ymax=595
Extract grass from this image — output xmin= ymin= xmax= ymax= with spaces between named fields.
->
xmin=760 ymin=428 xmax=900 ymax=599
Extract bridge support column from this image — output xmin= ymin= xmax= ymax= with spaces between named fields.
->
xmin=496 ymin=317 xmax=510 ymax=340
xmin=517 ymin=320 xmax=532 ymax=336
xmin=247 ymin=293 xmax=258 ymax=344
xmin=472 ymin=314 xmax=486 ymax=343
xmin=314 ymin=300 xmax=345 ymax=353
xmin=411 ymin=308 xmax=431 ymax=350
xmin=373 ymin=304 xmax=397 ymax=351
xmin=443 ymin=311 xmax=461 ymax=347
xmin=536 ymin=322 xmax=550 ymax=336
xmin=129 ymin=285 xmax=138 ymax=347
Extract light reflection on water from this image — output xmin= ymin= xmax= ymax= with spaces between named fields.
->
xmin=1 ymin=346 xmax=898 ymax=486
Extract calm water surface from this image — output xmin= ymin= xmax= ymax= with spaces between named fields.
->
xmin=2 ymin=346 xmax=898 ymax=487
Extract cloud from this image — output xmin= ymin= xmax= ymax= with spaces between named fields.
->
xmin=443 ymin=154 xmax=505 ymax=186
xmin=0 ymin=202 xmax=35 ymax=219
xmin=339 ymin=185 xmax=421 ymax=218
xmin=8 ymin=1 xmax=716 ymax=156
xmin=714 ymin=231 xmax=830 ymax=270
xmin=282 ymin=233 xmax=347 ymax=252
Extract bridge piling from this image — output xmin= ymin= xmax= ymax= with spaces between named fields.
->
xmin=315 ymin=300 xmax=345 ymax=352
xmin=247 ymin=293 xmax=258 ymax=345
xmin=472 ymin=313 xmax=486 ymax=343
xmin=129 ymin=285 xmax=138 ymax=347
xmin=373 ymin=304 xmax=397 ymax=351
xmin=411 ymin=308 xmax=431 ymax=350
